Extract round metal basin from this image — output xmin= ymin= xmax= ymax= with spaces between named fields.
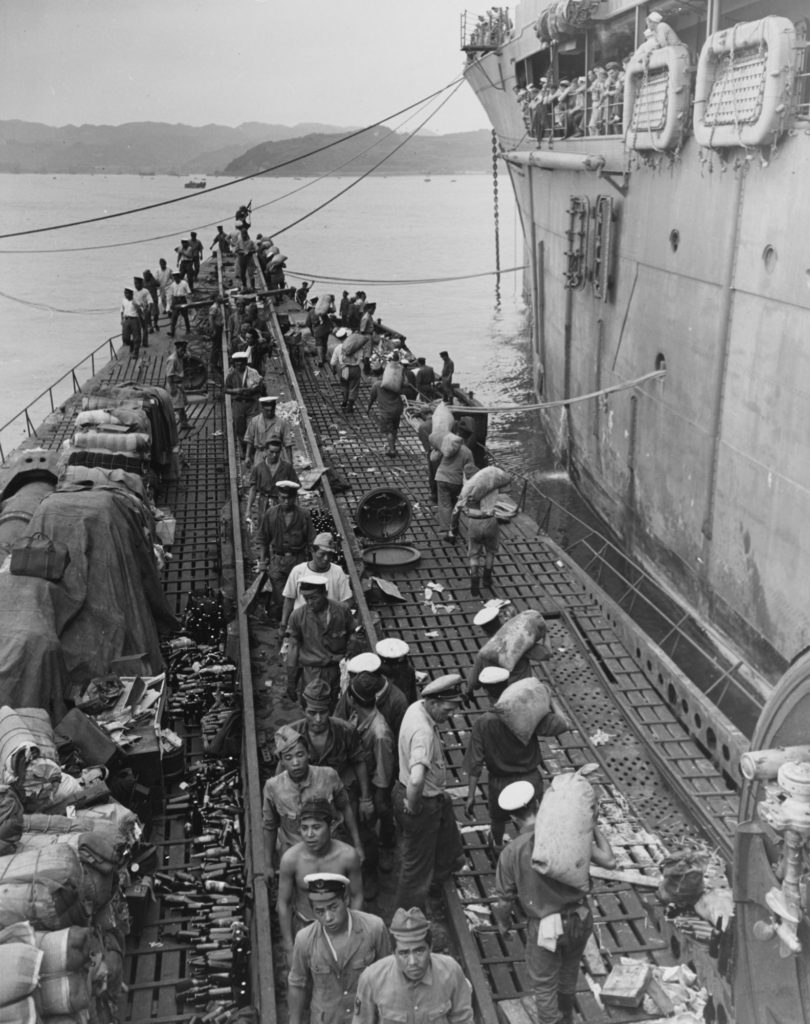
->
xmin=361 ymin=544 xmax=421 ymax=568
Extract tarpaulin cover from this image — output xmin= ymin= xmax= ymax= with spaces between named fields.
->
xmin=0 ymin=487 xmax=176 ymax=713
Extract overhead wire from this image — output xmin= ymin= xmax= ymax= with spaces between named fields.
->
xmin=0 ymin=91 xmax=443 ymax=256
xmin=0 ymin=78 xmax=463 ymax=242
xmin=269 ymin=80 xmax=467 ymax=239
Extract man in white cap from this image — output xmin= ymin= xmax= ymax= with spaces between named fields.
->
xmin=463 ymin=667 xmax=570 ymax=848
xmin=281 ymin=533 xmax=352 ymax=631
xmin=375 ymin=637 xmax=417 ymax=705
xmin=258 ymin=480 xmax=314 ymax=623
xmin=353 ymin=906 xmax=473 ymax=1024
xmin=343 ymin=670 xmax=396 ymax=891
xmin=263 ymin=725 xmax=361 ymax=876
xmin=493 ymin=780 xmax=615 ymax=1024
xmin=167 ymin=268 xmax=192 ymax=337
xmin=644 ymin=9 xmax=680 ymax=48
xmin=330 ymin=326 xmax=363 ymax=411
xmin=289 ymin=872 xmax=389 ymax=1024
xmin=393 ymin=674 xmax=466 ymax=912
xmin=277 ymin=799 xmax=363 ymax=964
xmin=464 ymin=604 xmax=550 ymax=697
xmin=246 ymin=435 xmax=299 ymax=524
xmin=244 ymin=393 xmax=293 ymax=468
xmin=224 ymin=350 xmax=263 ymax=458
xmin=285 ymin=574 xmax=355 ymax=707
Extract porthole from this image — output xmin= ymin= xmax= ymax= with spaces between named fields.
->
xmin=669 ymin=229 xmax=680 ymax=251
xmin=762 ymin=244 xmax=777 ymax=273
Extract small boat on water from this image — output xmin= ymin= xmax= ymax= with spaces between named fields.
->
xmin=184 ymin=176 xmax=207 ymax=189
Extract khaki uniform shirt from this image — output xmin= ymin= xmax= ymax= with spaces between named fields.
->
xmin=352 ymin=954 xmax=473 ymax=1024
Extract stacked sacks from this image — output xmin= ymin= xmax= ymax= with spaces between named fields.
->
xmin=67 ymin=404 xmax=153 ymax=477
xmin=0 ymin=921 xmax=103 ymax=1022
xmin=0 ymin=707 xmax=138 ymax=1021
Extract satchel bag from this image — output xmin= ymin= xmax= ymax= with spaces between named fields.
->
xmin=9 ymin=533 xmax=70 ymax=582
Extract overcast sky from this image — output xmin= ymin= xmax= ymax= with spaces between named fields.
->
xmin=0 ymin=0 xmax=491 ymax=135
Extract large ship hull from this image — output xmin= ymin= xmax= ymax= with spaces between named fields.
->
xmin=465 ymin=24 xmax=810 ymax=684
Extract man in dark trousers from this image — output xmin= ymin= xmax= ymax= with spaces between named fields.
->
xmin=463 ymin=667 xmax=570 ymax=848
xmin=284 ymin=574 xmax=354 ymax=708
xmin=375 ymin=637 xmax=418 ymax=705
xmin=259 ymin=481 xmax=314 ymax=623
xmin=392 ymin=674 xmax=466 ymax=913
xmin=493 ymin=780 xmax=616 ymax=1024
xmin=438 ymin=350 xmax=455 ymax=401
xmin=246 ymin=436 xmax=299 ymax=524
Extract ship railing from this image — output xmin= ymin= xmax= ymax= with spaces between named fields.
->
xmin=0 ymin=333 xmax=121 ymax=465
xmin=496 ymin=454 xmax=764 ymax=730
xmin=460 ymin=8 xmax=513 ymax=53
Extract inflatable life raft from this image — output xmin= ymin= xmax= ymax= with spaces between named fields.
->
xmin=694 ymin=16 xmax=797 ymax=149
xmin=623 ymin=43 xmax=691 ymax=151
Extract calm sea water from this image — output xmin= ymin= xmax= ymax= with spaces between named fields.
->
xmin=0 ymin=172 xmax=534 ymax=458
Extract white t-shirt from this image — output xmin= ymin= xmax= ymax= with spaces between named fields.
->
xmin=282 ymin=561 xmax=352 ymax=608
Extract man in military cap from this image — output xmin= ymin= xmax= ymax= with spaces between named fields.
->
xmin=263 ymin=725 xmax=362 ymax=879
xmin=375 ymin=637 xmax=418 ymax=705
xmin=224 ymin=350 xmax=263 ymax=456
xmin=352 ymin=906 xmax=473 ymax=1024
xmin=285 ymin=574 xmax=355 ymax=707
xmin=288 ymin=873 xmax=390 ymax=1024
xmin=244 ymin=393 xmax=293 ymax=468
xmin=281 ymin=533 xmax=353 ymax=630
xmin=493 ymin=781 xmax=615 ymax=1024
xmin=392 ymin=674 xmax=466 ymax=912
xmin=277 ymin=799 xmax=363 ymax=964
xmin=464 ymin=667 xmax=570 ymax=848
xmin=290 ymin=677 xmax=375 ymax=821
xmin=246 ymin=435 xmax=299 ymax=524
xmin=259 ymin=481 xmax=314 ymax=623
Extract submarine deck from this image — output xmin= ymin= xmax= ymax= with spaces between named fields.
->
xmin=1 ymin=249 xmax=743 ymax=1024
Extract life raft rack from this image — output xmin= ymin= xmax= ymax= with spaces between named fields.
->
xmin=623 ymin=43 xmax=691 ymax=151
xmin=693 ymin=16 xmax=797 ymax=149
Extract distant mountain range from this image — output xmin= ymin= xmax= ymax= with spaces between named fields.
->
xmin=224 ymin=127 xmax=492 ymax=177
xmin=0 ymin=121 xmax=491 ymax=176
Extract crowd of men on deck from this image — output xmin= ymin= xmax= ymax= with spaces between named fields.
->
xmin=513 ymin=12 xmax=681 ymax=144
xmin=121 ymin=220 xmax=617 ymax=1024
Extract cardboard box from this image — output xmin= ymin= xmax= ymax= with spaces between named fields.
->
xmin=601 ymin=962 xmax=651 ymax=1007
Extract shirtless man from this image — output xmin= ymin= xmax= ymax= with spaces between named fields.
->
xmin=277 ymin=798 xmax=363 ymax=963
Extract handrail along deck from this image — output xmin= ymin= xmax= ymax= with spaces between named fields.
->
xmin=0 ymin=334 xmax=121 ymax=463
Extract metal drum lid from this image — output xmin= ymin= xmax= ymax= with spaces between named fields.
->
xmin=355 ymin=487 xmax=412 ymax=541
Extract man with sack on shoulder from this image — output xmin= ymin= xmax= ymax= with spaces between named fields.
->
xmin=492 ymin=780 xmax=616 ymax=1024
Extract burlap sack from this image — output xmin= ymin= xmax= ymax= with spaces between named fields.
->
xmin=532 ymin=772 xmax=596 ymax=890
